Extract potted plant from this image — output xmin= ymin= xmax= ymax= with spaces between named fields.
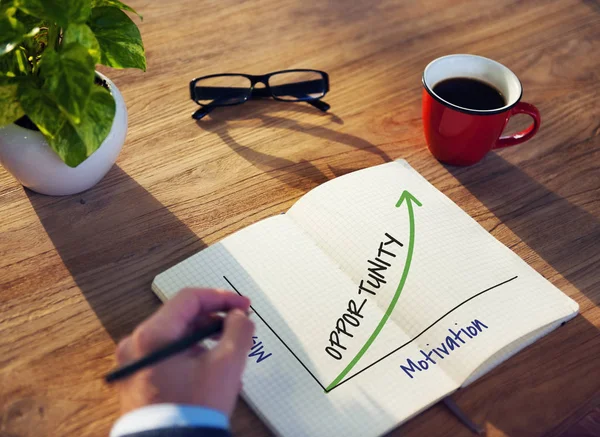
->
xmin=0 ymin=0 xmax=145 ymax=195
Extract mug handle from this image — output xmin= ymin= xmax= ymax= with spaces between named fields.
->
xmin=494 ymin=102 xmax=541 ymax=149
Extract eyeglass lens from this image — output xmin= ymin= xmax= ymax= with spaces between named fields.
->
xmin=268 ymin=71 xmax=326 ymax=101
xmin=194 ymin=75 xmax=252 ymax=106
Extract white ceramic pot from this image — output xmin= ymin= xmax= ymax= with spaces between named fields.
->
xmin=0 ymin=71 xmax=127 ymax=196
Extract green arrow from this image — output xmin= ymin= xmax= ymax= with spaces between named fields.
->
xmin=325 ymin=190 xmax=421 ymax=392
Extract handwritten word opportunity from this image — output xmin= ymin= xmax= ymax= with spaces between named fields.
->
xmin=249 ymin=336 xmax=272 ymax=363
xmin=399 ymin=319 xmax=489 ymax=379
xmin=325 ymin=233 xmax=404 ymax=360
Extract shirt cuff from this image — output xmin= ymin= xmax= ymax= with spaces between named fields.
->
xmin=110 ymin=404 xmax=229 ymax=437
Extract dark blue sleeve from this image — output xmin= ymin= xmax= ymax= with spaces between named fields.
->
xmin=120 ymin=427 xmax=231 ymax=437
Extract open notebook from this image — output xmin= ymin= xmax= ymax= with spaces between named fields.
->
xmin=153 ymin=160 xmax=578 ymax=437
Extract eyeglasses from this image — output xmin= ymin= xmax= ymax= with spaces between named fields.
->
xmin=189 ymin=69 xmax=330 ymax=120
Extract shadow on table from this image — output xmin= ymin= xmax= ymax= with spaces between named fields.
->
xmin=26 ymin=165 xmax=207 ymax=342
xmin=446 ymin=153 xmax=600 ymax=305
xmin=26 ymin=163 xmax=390 ymax=434
xmin=399 ymin=153 xmax=600 ymax=437
xmin=26 ymin=160 xmax=397 ymax=434
xmin=444 ymin=153 xmax=600 ymax=435
xmin=582 ymin=0 xmax=600 ymax=14
xmin=196 ymin=100 xmax=392 ymax=190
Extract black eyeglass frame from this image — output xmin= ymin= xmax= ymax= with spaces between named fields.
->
xmin=189 ymin=69 xmax=330 ymax=119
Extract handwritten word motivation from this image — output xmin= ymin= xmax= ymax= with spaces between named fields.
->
xmin=249 ymin=336 xmax=272 ymax=363
xmin=400 ymin=319 xmax=489 ymax=379
xmin=326 ymin=233 xmax=403 ymax=360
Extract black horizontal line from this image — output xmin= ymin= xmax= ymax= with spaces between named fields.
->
xmin=326 ymin=275 xmax=519 ymax=392
xmin=225 ymin=274 xmax=518 ymax=393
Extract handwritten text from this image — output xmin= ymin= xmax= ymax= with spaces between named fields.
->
xmin=249 ymin=336 xmax=272 ymax=363
xmin=325 ymin=233 xmax=403 ymax=360
xmin=399 ymin=319 xmax=489 ymax=379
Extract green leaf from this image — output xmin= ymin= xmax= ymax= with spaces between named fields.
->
xmin=20 ymin=80 xmax=85 ymax=165
xmin=18 ymin=78 xmax=66 ymax=137
xmin=52 ymin=87 xmax=116 ymax=167
xmin=50 ymin=119 xmax=88 ymax=166
xmin=19 ymin=27 xmax=47 ymax=64
xmin=71 ymin=86 xmax=115 ymax=156
xmin=88 ymin=7 xmax=146 ymax=71
xmin=39 ymin=43 xmax=95 ymax=124
xmin=15 ymin=8 xmax=46 ymax=29
xmin=15 ymin=0 xmax=90 ymax=27
xmin=91 ymin=0 xmax=142 ymax=20
xmin=0 ymin=45 xmax=29 ymax=76
xmin=19 ymin=79 xmax=115 ymax=167
xmin=0 ymin=7 xmax=24 ymax=56
xmin=0 ymin=5 xmax=39 ymax=56
xmin=63 ymin=23 xmax=100 ymax=64
xmin=0 ymin=76 xmax=24 ymax=125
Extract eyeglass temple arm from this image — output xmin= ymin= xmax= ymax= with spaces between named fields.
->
xmin=193 ymin=94 xmax=241 ymax=119
xmin=192 ymin=105 xmax=215 ymax=120
xmin=193 ymin=97 xmax=329 ymax=119
xmin=307 ymin=99 xmax=330 ymax=112
xmin=256 ymin=80 xmax=330 ymax=111
xmin=193 ymin=97 xmax=329 ymax=120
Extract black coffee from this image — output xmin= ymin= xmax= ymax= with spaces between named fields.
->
xmin=432 ymin=77 xmax=506 ymax=110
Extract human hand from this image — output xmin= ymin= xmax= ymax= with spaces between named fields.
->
xmin=115 ymin=288 xmax=254 ymax=416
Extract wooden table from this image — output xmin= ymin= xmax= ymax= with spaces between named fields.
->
xmin=1 ymin=0 xmax=599 ymax=435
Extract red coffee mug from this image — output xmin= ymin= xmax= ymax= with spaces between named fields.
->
xmin=422 ymin=54 xmax=541 ymax=166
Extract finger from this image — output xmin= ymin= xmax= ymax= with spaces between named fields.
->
xmin=183 ymin=314 xmax=224 ymax=355
xmin=133 ymin=289 xmax=250 ymax=353
xmin=191 ymin=313 xmax=225 ymax=331
xmin=187 ymin=343 xmax=209 ymax=358
xmin=116 ymin=336 xmax=134 ymax=365
xmin=208 ymin=333 xmax=223 ymax=342
xmin=154 ymin=288 xmax=249 ymax=333
xmin=215 ymin=309 xmax=255 ymax=361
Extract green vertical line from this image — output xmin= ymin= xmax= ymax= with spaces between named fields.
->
xmin=325 ymin=191 xmax=421 ymax=392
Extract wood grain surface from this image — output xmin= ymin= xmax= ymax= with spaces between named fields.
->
xmin=1 ymin=0 xmax=599 ymax=436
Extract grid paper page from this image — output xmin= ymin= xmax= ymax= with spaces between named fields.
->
xmin=287 ymin=160 xmax=578 ymax=386
xmin=153 ymin=214 xmax=456 ymax=436
xmin=153 ymin=160 xmax=578 ymax=436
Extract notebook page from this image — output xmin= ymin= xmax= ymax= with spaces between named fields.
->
xmin=153 ymin=214 xmax=456 ymax=436
xmin=287 ymin=160 xmax=578 ymax=387
xmin=154 ymin=214 xmax=414 ymax=386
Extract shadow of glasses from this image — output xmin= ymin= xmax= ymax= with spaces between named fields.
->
xmin=194 ymin=100 xmax=393 ymax=192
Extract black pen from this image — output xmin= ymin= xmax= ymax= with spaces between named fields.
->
xmin=104 ymin=319 xmax=224 ymax=383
